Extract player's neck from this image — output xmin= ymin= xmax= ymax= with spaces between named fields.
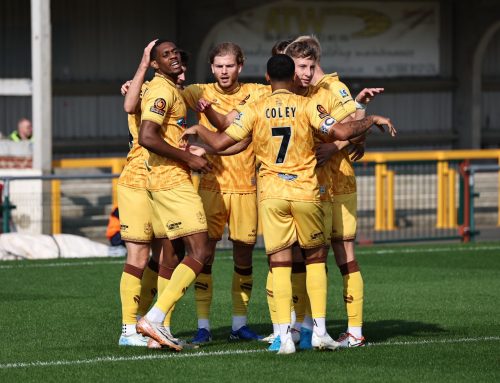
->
xmin=270 ymin=80 xmax=293 ymax=93
xmin=312 ymin=65 xmax=325 ymax=85
xmin=156 ymin=70 xmax=178 ymax=85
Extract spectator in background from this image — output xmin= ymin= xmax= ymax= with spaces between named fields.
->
xmin=106 ymin=205 xmax=125 ymax=247
xmin=9 ymin=118 xmax=33 ymax=141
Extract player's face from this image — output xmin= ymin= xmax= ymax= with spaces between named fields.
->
xmin=152 ymin=42 xmax=183 ymax=78
xmin=292 ymin=57 xmax=316 ymax=88
xmin=211 ymin=54 xmax=242 ymax=91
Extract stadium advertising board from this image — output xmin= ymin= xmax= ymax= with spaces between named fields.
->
xmin=198 ymin=1 xmax=440 ymax=78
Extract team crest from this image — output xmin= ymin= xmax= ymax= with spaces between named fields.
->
xmin=196 ymin=211 xmax=206 ymax=224
xmin=150 ymin=98 xmax=166 ymax=116
xmin=239 ymin=94 xmax=250 ymax=105
xmin=143 ymin=223 xmax=152 ymax=236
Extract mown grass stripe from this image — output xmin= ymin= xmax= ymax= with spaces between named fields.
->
xmin=1 ymin=336 xmax=498 ymax=370
xmin=1 ymin=244 xmax=499 ymax=269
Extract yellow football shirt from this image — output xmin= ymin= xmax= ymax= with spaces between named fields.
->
xmin=141 ymin=73 xmax=191 ymax=191
xmin=306 ymin=86 xmax=354 ymax=201
xmin=119 ymin=83 xmax=150 ymax=189
xmin=314 ymin=73 xmax=357 ymax=195
xmin=182 ymin=82 xmax=270 ymax=193
xmin=224 ymin=89 xmax=339 ymax=202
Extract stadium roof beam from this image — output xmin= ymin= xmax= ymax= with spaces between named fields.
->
xmin=31 ymin=0 xmax=52 ymax=172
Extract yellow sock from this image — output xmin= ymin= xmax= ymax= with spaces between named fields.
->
xmin=154 ymin=258 xmax=201 ymax=314
xmin=305 ymin=262 xmax=327 ymax=319
xmin=266 ymin=270 xmax=278 ymax=325
xmin=120 ymin=264 xmax=143 ymax=324
xmin=344 ymin=271 xmax=364 ymax=327
xmin=291 ymin=262 xmax=307 ymax=323
xmin=157 ymin=266 xmax=176 ymax=327
xmin=232 ymin=265 xmax=253 ymax=316
xmin=195 ymin=265 xmax=213 ymax=321
xmin=272 ymin=266 xmax=292 ymax=324
xmin=136 ymin=260 xmax=159 ymax=317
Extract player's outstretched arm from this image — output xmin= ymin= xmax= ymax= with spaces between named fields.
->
xmin=123 ymin=40 xmax=157 ymax=114
xmin=200 ymin=101 xmax=239 ymax=132
xmin=189 ymin=137 xmax=251 ymax=156
xmin=326 ymin=115 xmax=396 ymax=142
xmin=181 ymin=124 xmax=238 ymax=152
xmin=139 ymin=120 xmax=212 ymax=173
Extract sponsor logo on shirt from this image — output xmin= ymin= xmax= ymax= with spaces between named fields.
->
xmin=339 ymin=89 xmax=349 ymax=97
xmin=239 ymin=94 xmax=250 ymax=105
xmin=177 ymin=117 xmax=187 ymax=128
xmin=150 ymin=98 xmax=166 ymax=116
xmin=278 ymin=173 xmax=298 ymax=181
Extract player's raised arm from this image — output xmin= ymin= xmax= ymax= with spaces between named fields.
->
xmin=123 ymin=40 xmax=157 ymax=113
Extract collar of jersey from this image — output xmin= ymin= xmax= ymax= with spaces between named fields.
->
xmin=214 ymin=82 xmax=242 ymax=95
xmin=319 ymin=72 xmax=339 ymax=84
xmin=271 ymin=89 xmax=293 ymax=95
xmin=154 ymin=72 xmax=177 ymax=87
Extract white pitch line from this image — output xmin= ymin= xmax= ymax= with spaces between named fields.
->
xmin=1 ymin=244 xmax=499 ymax=270
xmin=356 ymin=245 xmax=500 ymax=255
xmin=0 ymin=336 xmax=498 ymax=370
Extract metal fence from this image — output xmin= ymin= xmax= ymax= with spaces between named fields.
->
xmin=1 ymin=150 xmax=499 ymax=246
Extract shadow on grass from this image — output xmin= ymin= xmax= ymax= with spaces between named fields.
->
xmin=174 ymin=320 xmax=447 ymax=346
xmin=361 ymin=319 xmax=447 ymax=342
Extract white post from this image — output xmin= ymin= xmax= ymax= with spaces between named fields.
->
xmin=31 ymin=0 xmax=52 ymax=172
xmin=31 ymin=0 xmax=52 ymax=234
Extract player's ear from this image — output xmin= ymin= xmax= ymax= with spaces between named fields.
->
xmin=211 ymin=64 xmax=215 ymax=75
xmin=265 ymin=72 xmax=270 ymax=83
xmin=237 ymin=64 xmax=243 ymax=74
xmin=150 ymin=60 xmax=159 ymax=70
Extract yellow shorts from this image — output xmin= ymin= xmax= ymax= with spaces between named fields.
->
xmin=149 ymin=183 xmax=208 ymax=240
xmin=331 ymin=192 xmax=357 ymax=241
xmin=117 ymin=184 xmax=167 ymax=242
xmin=260 ymin=198 xmax=325 ymax=254
xmin=199 ymin=189 xmax=257 ymax=244
xmin=321 ymin=201 xmax=333 ymax=244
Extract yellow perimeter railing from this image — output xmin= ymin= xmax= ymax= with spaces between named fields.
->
xmin=50 ymin=149 xmax=500 ymax=234
xmin=361 ymin=149 xmax=500 ymax=230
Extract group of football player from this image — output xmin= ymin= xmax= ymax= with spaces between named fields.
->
xmin=116 ymin=34 xmax=395 ymax=354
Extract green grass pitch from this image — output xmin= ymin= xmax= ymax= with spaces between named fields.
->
xmin=0 ymin=242 xmax=499 ymax=382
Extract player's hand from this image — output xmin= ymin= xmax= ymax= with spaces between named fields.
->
xmin=196 ymin=98 xmax=212 ymax=113
xmin=120 ymin=80 xmax=131 ymax=96
xmin=187 ymin=154 xmax=212 ymax=174
xmin=186 ymin=144 xmax=206 ymax=157
xmin=371 ymin=115 xmax=397 ymax=137
xmin=141 ymin=39 xmax=158 ymax=69
xmin=315 ymin=142 xmax=338 ymax=166
xmin=348 ymin=133 xmax=367 ymax=145
xmin=349 ymin=143 xmax=365 ymax=161
xmin=180 ymin=126 xmax=199 ymax=141
xmin=356 ymin=88 xmax=384 ymax=105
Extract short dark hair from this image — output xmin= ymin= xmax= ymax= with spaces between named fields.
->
xmin=179 ymin=50 xmax=189 ymax=66
xmin=208 ymin=42 xmax=245 ymax=65
xmin=150 ymin=39 xmax=175 ymax=61
xmin=271 ymin=39 xmax=293 ymax=55
xmin=267 ymin=54 xmax=295 ymax=81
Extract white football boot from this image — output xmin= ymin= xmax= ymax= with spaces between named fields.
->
xmin=277 ymin=336 xmax=296 ymax=354
xmin=311 ymin=331 xmax=340 ymax=351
